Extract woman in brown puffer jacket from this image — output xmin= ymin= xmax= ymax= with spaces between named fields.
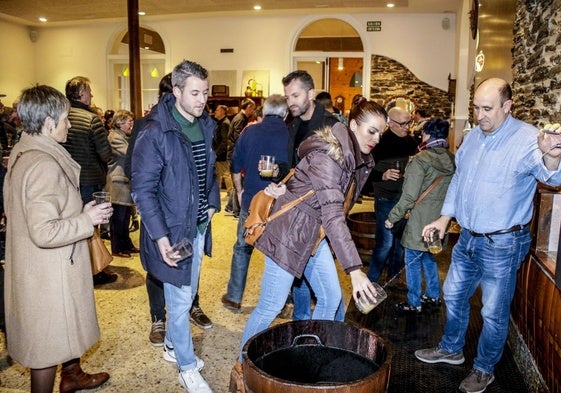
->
xmin=232 ymin=100 xmax=390 ymax=382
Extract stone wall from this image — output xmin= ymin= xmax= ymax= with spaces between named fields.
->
xmin=369 ymin=54 xmax=452 ymax=117
xmin=512 ymin=0 xmax=561 ymax=126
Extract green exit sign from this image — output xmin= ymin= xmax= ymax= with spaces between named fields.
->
xmin=367 ymin=21 xmax=382 ymax=32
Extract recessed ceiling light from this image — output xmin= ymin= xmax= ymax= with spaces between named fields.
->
xmin=138 ymin=11 xmax=146 ymax=16
xmin=387 ymin=3 xmax=395 ymax=7
xmin=253 ymin=5 xmax=262 ymax=10
xmin=38 ymin=16 xmax=47 ymax=22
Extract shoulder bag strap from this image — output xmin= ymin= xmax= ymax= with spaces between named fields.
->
xmin=266 ymin=189 xmax=315 ymax=223
xmin=413 ymin=175 xmax=443 ymax=208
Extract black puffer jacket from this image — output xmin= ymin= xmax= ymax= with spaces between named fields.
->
xmin=63 ymin=102 xmax=112 ymax=187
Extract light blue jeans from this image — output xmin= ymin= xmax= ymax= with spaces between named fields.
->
xmin=292 ymin=277 xmax=345 ymax=321
xmin=439 ymin=227 xmax=531 ymax=374
xmin=163 ymin=232 xmax=204 ymax=372
xmin=404 ymin=248 xmax=440 ymax=308
xmin=239 ymin=239 xmax=342 ymax=360
xmin=226 ymin=209 xmax=253 ymax=303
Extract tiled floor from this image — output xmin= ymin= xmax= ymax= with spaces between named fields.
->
xmin=0 ymin=194 xmax=528 ymax=392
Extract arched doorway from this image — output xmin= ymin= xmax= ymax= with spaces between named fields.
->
xmin=292 ymin=18 xmax=366 ymax=116
xmin=107 ymin=26 xmax=167 ymax=112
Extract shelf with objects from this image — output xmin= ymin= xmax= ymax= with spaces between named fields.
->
xmin=207 ymin=96 xmax=264 ymax=118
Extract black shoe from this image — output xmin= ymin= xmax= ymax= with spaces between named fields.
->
xmin=395 ymin=302 xmax=422 ymax=314
xmin=221 ymin=294 xmax=241 ymax=311
xmin=100 ymin=231 xmax=111 ymax=240
xmin=93 ymin=270 xmax=118 ymax=285
xmin=190 ymin=306 xmax=213 ymax=329
xmin=421 ymin=295 xmax=442 ymax=308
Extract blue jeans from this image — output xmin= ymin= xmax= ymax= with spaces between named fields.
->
xmin=439 ymin=227 xmax=531 ymax=374
xmin=292 ymin=277 xmax=345 ymax=322
xmin=367 ymin=197 xmax=404 ymax=282
xmin=239 ymin=239 xmax=342 ymax=360
xmin=404 ymin=248 xmax=440 ymax=308
xmin=226 ymin=209 xmax=254 ymax=303
xmin=163 ymin=232 xmax=204 ymax=371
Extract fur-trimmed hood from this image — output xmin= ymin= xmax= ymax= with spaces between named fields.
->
xmin=298 ymin=122 xmax=374 ymax=172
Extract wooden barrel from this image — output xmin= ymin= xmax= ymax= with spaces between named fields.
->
xmin=242 ymin=320 xmax=391 ymax=393
xmin=347 ymin=212 xmax=376 ymax=263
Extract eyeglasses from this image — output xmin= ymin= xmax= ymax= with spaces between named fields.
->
xmin=389 ymin=118 xmax=412 ymax=128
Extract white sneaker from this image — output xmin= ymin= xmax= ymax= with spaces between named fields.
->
xmin=178 ymin=368 xmax=213 ymax=393
xmin=163 ymin=344 xmax=204 ymax=370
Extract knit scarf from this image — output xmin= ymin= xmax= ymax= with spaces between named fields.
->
xmin=417 ymin=138 xmax=449 ymax=153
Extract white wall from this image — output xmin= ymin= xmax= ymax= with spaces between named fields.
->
xmin=0 ymin=11 xmax=456 ymax=112
xmin=0 ymin=21 xmax=36 ymax=105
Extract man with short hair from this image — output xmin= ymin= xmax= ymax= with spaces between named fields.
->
xmin=221 ymin=95 xmax=289 ymax=311
xmin=415 ymin=78 xmax=561 ymax=393
xmin=367 ymin=107 xmax=418 ymax=285
xmin=132 ymin=60 xmax=219 ymax=393
xmin=225 ymin=98 xmax=255 ymax=217
xmin=63 ymin=76 xmax=115 ymax=285
xmin=212 ymin=105 xmax=233 ymax=197
xmin=280 ymin=70 xmax=342 ymax=321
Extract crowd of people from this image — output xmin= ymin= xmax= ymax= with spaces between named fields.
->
xmin=1 ymin=61 xmax=561 ymax=393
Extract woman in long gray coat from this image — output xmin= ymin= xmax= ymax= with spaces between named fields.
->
xmin=4 ymin=85 xmax=112 ymax=393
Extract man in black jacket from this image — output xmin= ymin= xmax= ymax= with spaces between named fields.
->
xmin=280 ymin=70 xmax=342 ymax=321
xmin=63 ymin=76 xmax=116 ymax=285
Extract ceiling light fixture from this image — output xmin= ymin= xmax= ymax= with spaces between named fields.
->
xmin=253 ymin=5 xmax=262 ymax=10
xmin=38 ymin=16 xmax=47 ymax=22
xmin=138 ymin=11 xmax=146 ymax=16
xmin=387 ymin=3 xmax=395 ymax=8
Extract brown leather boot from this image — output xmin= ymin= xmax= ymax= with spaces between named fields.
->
xmin=59 ymin=361 xmax=110 ymax=393
xmin=228 ymin=361 xmax=245 ymax=393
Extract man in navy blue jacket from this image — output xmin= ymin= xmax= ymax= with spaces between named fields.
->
xmin=132 ymin=60 xmax=219 ymax=393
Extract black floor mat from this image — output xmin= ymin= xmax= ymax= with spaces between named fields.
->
xmin=346 ymin=241 xmax=529 ymax=393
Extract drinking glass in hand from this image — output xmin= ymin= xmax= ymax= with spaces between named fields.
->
xmin=395 ymin=160 xmax=402 ymax=179
xmin=92 ymin=191 xmax=111 ymax=205
xmin=166 ymin=238 xmax=193 ymax=263
xmin=355 ymin=281 xmax=388 ymax=314
xmin=428 ymin=229 xmax=443 ymax=254
xmin=260 ymin=155 xmax=275 ymax=178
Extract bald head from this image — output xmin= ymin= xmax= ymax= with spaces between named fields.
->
xmin=388 ymin=107 xmax=412 ymax=137
xmin=476 ymin=78 xmax=512 ymax=106
xmin=474 ymin=77 xmax=513 ymax=134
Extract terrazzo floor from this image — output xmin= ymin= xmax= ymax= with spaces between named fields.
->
xmin=0 ymin=192 xmax=365 ymax=393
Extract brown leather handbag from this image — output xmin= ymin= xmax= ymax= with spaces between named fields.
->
xmin=88 ymin=226 xmax=113 ymax=274
xmin=244 ymin=189 xmax=315 ymax=247
xmin=243 ymin=169 xmax=316 ymax=246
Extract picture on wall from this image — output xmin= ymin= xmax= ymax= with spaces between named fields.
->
xmin=241 ymin=70 xmax=269 ymax=98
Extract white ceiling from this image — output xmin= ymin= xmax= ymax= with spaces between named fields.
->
xmin=0 ymin=0 xmax=460 ymax=25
